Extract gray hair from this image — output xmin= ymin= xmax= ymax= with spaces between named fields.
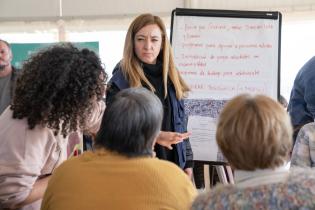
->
xmin=95 ymin=87 xmax=163 ymax=157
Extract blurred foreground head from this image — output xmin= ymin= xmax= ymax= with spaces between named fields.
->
xmin=216 ymin=94 xmax=293 ymax=170
xmin=95 ymin=87 xmax=163 ymax=157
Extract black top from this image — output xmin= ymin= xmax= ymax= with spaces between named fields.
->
xmin=141 ymin=61 xmax=178 ymax=164
xmin=106 ymin=63 xmax=194 ymax=169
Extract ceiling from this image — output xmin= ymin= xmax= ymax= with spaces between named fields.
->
xmin=1 ymin=0 xmax=315 ymax=21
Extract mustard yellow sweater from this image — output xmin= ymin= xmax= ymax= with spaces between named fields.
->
xmin=41 ymin=149 xmax=197 ymax=210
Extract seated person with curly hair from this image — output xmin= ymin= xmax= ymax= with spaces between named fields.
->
xmin=191 ymin=94 xmax=315 ymax=210
xmin=41 ymin=88 xmax=197 ymax=210
xmin=0 ymin=44 xmax=107 ymax=210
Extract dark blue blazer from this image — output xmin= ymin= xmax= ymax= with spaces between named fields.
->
xmin=108 ymin=68 xmax=190 ymax=168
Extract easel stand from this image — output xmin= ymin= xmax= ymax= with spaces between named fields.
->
xmin=193 ymin=160 xmax=234 ymax=190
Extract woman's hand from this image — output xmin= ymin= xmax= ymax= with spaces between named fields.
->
xmin=12 ymin=175 xmax=51 ymax=209
xmin=184 ymin=168 xmax=193 ymax=179
xmin=156 ymin=131 xmax=191 ymax=150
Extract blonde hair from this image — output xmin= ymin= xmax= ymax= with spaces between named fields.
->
xmin=121 ymin=13 xmax=189 ymax=99
xmin=216 ymin=94 xmax=293 ymax=170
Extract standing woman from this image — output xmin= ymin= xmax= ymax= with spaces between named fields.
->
xmin=106 ymin=13 xmax=193 ymax=176
xmin=0 ymin=44 xmax=106 ymax=210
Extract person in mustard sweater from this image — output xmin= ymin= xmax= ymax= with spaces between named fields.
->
xmin=41 ymin=88 xmax=197 ymax=210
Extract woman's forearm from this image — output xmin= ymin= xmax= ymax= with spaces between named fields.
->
xmin=14 ymin=175 xmax=51 ymax=209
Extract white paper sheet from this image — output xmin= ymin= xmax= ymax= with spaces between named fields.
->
xmin=188 ymin=115 xmax=219 ymax=161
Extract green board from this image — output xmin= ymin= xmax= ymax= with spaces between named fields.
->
xmin=10 ymin=42 xmax=99 ymax=69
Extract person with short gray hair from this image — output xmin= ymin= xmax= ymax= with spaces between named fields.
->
xmin=41 ymin=87 xmax=197 ymax=210
xmin=95 ymin=87 xmax=163 ymax=157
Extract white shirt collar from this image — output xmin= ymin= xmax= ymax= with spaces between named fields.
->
xmin=234 ymin=163 xmax=290 ymax=188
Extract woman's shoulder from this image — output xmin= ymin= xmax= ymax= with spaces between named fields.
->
xmin=139 ymin=157 xmax=183 ymax=171
xmin=138 ymin=158 xmax=190 ymax=180
xmin=109 ymin=64 xmax=130 ymax=90
xmin=289 ymin=167 xmax=315 ymax=182
xmin=192 ymin=170 xmax=315 ymax=210
xmin=300 ymin=122 xmax=315 ymax=133
xmin=297 ymin=122 xmax=315 ymax=145
xmin=0 ymin=107 xmax=59 ymax=141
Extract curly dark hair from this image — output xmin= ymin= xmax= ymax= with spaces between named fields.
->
xmin=11 ymin=43 xmax=107 ymax=137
